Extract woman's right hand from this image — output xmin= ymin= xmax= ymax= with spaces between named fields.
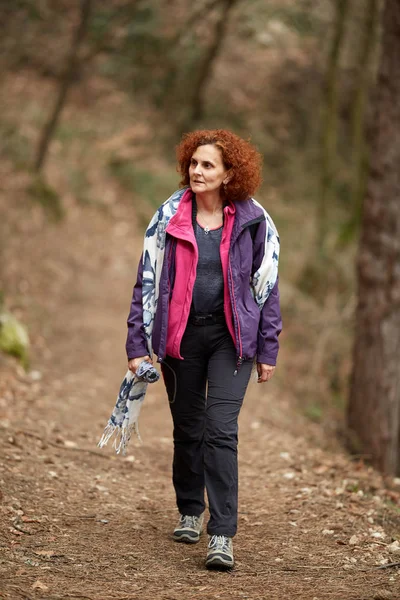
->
xmin=128 ymin=355 xmax=152 ymax=375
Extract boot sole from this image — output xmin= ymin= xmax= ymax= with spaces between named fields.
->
xmin=173 ymin=531 xmax=201 ymax=543
xmin=205 ymin=555 xmax=234 ymax=570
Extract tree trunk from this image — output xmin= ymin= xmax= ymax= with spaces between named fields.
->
xmin=189 ymin=0 xmax=237 ymax=124
xmin=349 ymin=0 xmax=380 ymax=231
xmin=34 ymin=0 xmax=92 ymax=172
xmin=318 ymin=0 xmax=349 ymax=255
xmin=348 ymin=0 xmax=400 ymax=475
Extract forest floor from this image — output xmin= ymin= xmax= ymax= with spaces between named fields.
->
xmin=1 ymin=184 xmax=400 ymax=600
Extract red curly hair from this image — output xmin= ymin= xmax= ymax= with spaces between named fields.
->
xmin=176 ymin=129 xmax=263 ymax=202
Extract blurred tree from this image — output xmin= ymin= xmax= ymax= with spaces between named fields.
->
xmin=348 ymin=0 xmax=400 ymax=475
xmin=318 ymin=0 xmax=349 ymax=255
xmin=159 ymin=0 xmax=221 ymax=109
xmin=34 ymin=0 xmax=92 ymax=172
xmin=348 ymin=0 xmax=380 ymax=231
xmin=188 ymin=0 xmax=238 ymax=124
xmin=83 ymin=2 xmax=141 ymax=65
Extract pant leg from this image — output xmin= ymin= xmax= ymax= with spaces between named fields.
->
xmin=162 ymin=324 xmax=208 ymax=517
xmin=204 ymin=324 xmax=253 ymax=537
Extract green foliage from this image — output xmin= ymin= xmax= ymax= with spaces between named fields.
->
xmin=304 ymin=403 xmax=323 ymax=423
xmin=55 ymin=123 xmax=96 ymax=144
xmin=108 ymin=158 xmax=178 ymax=209
xmin=265 ymin=5 xmax=319 ymax=36
xmin=236 ymin=0 xmax=321 ymax=38
xmin=68 ymin=168 xmax=92 ymax=205
xmin=0 ymin=311 xmax=30 ymax=369
xmin=11 ymin=0 xmax=43 ymax=20
xmin=0 ymin=122 xmax=31 ymax=169
xmin=27 ymin=177 xmax=64 ymax=222
xmin=94 ymin=3 xmax=168 ymax=99
xmin=89 ymin=8 xmax=116 ymax=44
xmin=345 ymin=481 xmax=360 ymax=493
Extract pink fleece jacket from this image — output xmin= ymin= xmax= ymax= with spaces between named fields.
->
xmin=165 ymin=188 xmax=236 ymax=359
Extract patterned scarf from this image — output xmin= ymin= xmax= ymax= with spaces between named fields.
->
xmin=98 ymin=189 xmax=185 ymax=454
xmin=98 ymin=189 xmax=279 ymax=454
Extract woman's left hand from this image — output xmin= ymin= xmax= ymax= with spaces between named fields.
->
xmin=257 ymin=363 xmax=275 ymax=383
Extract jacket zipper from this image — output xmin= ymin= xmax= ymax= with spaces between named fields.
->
xmin=229 ymin=217 xmax=264 ymax=374
xmin=159 ymin=213 xmax=263 ymax=366
xmin=228 ymin=257 xmax=243 ymax=375
xmin=158 ymin=238 xmax=175 ymax=363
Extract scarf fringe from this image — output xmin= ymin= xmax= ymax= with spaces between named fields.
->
xmin=98 ymin=420 xmax=141 ymax=455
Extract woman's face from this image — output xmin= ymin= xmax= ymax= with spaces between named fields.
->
xmin=189 ymin=144 xmax=228 ymax=196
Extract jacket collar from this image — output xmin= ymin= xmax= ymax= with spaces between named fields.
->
xmin=166 ymin=188 xmax=265 ymax=243
xmin=230 ymin=197 xmax=265 ymax=242
xmin=166 ymin=188 xmax=196 ymax=243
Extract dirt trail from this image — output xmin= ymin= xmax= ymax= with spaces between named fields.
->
xmin=0 ymin=200 xmax=399 ymax=600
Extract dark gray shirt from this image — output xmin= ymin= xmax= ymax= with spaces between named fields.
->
xmin=191 ymin=221 xmax=224 ymax=314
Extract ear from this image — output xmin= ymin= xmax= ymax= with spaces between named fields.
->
xmin=223 ymin=171 xmax=233 ymax=185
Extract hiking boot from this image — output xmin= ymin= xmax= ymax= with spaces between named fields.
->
xmin=173 ymin=513 xmax=204 ymax=543
xmin=205 ymin=535 xmax=234 ymax=570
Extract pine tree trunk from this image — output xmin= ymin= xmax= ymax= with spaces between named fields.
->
xmin=348 ymin=0 xmax=400 ymax=475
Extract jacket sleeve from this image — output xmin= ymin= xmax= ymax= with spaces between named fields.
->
xmin=252 ymin=218 xmax=282 ymax=366
xmin=256 ymin=277 xmax=282 ymax=365
xmin=126 ymin=253 xmax=149 ymax=361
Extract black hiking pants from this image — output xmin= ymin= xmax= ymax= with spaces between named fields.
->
xmin=161 ymin=320 xmax=253 ymax=537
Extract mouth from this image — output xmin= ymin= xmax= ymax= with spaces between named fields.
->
xmin=192 ymin=180 xmax=204 ymax=184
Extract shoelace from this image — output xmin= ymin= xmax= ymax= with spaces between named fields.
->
xmin=208 ymin=535 xmax=230 ymax=551
xmin=180 ymin=515 xmax=200 ymax=529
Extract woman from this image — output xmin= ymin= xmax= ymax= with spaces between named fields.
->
xmin=126 ymin=129 xmax=281 ymax=570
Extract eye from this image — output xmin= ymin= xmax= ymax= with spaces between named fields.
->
xmin=204 ymin=162 xmax=212 ymax=168
xmin=190 ymin=159 xmax=197 ymax=166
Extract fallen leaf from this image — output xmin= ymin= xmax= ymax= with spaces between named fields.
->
xmin=10 ymin=528 xmax=23 ymax=536
xmin=387 ymin=541 xmax=400 ymax=554
xmin=95 ymin=484 xmax=109 ymax=493
xmin=371 ymin=531 xmax=386 ymax=539
xmin=25 ymin=559 xmax=40 ymax=567
xmin=349 ymin=535 xmax=360 ymax=545
xmin=64 ymin=440 xmax=78 ymax=448
xmin=314 ymin=465 xmax=329 ymax=475
xmin=22 ymin=515 xmax=41 ymax=523
xmin=32 ymin=580 xmax=48 ymax=591
xmin=34 ymin=550 xmax=56 ymax=558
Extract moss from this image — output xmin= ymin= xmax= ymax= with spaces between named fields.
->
xmin=0 ymin=312 xmax=30 ymax=369
xmin=27 ymin=176 xmax=64 ymax=222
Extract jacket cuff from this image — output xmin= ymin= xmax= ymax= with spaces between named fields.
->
xmin=126 ymin=343 xmax=149 ymax=362
xmin=256 ymin=354 xmax=277 ymax=366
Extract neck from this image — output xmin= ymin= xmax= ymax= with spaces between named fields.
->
xmin=195 ymin=190 xmax=224 ymax=214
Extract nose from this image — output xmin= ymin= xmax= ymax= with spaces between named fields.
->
xmin=193 ymin=163 xmax=202 ymax=175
